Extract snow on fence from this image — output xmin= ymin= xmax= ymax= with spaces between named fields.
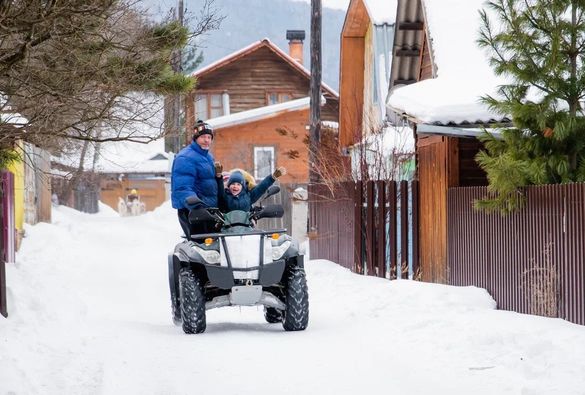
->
xmin=448 ymin=183 xmax=585 ymax=326
xmin=309 ymin=180 xmax=419 ymax=278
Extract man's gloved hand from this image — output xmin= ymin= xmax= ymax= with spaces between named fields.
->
xmin=273 ymin=166 xmax=286 ymax=179
xmin=184 ymin=195 xmax=204 ymax=210
xmin=214 ymin=161 xmax=223 ymax=177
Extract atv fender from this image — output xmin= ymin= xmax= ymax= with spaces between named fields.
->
xmin=168 ymin=254 xmax=181 ymax=312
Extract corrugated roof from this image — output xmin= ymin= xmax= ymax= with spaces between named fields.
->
xmin=387 ymin=0 xmax=509 ymax=126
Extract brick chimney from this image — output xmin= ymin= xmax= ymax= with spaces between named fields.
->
xmin=286 ymin=30 xmax=305 ymax=65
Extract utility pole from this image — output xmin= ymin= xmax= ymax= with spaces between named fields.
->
xmin=165 ymin=0 xmax=184 ymax=153
xmin=309 ymin=0 xmax=322 ymax=184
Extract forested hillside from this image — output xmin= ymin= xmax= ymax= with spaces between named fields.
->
xmin=143 ymin=0 xmax=345 ymax=89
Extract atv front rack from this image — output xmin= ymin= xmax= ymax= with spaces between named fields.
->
xmin=190 ymin=229 xmax=287 ymax=240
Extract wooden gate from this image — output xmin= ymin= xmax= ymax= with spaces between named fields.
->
xmin=309 ymin=180 xmax=418 ymax=278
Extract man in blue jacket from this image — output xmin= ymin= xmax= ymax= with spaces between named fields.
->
xmin=171 ymin=120 xmax=218 ymax=238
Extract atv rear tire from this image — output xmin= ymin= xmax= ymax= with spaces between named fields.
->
xmin=282 ymin=266 xmax=309 ymax=331
xmin=264 ymin=307 xmax=282 ymax=323
xmin=179 ymin=267 xmax=206 ymax=334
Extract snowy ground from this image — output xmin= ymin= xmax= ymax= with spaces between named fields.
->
xmin=2 ymin=202 xmax=585 ymax=395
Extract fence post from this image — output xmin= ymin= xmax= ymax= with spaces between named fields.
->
xmin=291 ymin=187 xmax=308 ymax=245
xmin=399 ymin=180 xmax=409 ymax=279
xmin=411 ymin=180 xmax=419 ymax=279
xmin=366 ymin=181 xmax=374 ymax=275
xmin=388 ymin=181 xmax=397 ymax=278
xmin=376 ymin=181 xmax=386 ymax=278
xmin=354 ymin=181 xmax=363 ymax=274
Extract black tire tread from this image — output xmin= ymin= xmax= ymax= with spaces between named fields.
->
xmin=282 ymin=267 xmax=309 ymax=331
xmin=179 ymin=267 xmax=206 ymax=334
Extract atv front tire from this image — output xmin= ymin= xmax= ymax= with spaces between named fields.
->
xmin=179 ymin=267 xmax=206 ymax=334
xmin=282 ymin=266 xmax=309 ymax=331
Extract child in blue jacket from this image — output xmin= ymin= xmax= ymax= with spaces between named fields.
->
xmin=215 ymin=165 xmax=286 ymax=212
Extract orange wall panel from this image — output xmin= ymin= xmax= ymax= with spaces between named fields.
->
xmin=210 ymin=109 xmax=310 ymax=184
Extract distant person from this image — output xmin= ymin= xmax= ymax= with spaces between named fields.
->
xmin=127 ymin=189 xmax=139 ymax=203
xmin=171 ymin=120 xmax=218 ymax=238
xmin=215 ymin=164 xmax=286 ymax=213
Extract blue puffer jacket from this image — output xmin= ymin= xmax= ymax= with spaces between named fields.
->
xmin=217 ymin=174 xmax=276 ymax=212
xmin=171 ymin=142 xmax=218 ymax=209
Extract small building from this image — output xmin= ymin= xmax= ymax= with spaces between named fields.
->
xmin=96 ymin=140 xmax=171 ymax=213
xmin=386 ymin=0 xmax=508 ymax=282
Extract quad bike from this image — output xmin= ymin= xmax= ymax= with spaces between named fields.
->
xmin=168 ymin=186 xmax=309 ymax=334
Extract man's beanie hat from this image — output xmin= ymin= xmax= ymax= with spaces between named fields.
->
xmin=193 ymin=119 xmax=214 ymax=141
xmin=227 ymin=171 xmax=246 ymax=187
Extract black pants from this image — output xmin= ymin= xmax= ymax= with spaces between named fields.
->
xmin=177 ymin=209 xmax=215 ymax=239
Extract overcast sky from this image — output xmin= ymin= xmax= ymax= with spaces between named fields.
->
xmin=289 ymin=0 xmax=350 ymax=11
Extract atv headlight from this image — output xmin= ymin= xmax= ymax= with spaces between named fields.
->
xmin=192 ymin=245 xmax=220 ymax=264
xmin=271 ymin=240 xmax=291 ymax=260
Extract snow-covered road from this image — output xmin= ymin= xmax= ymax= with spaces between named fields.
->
xmin=2 ymin=202 xmax=585 ymax=395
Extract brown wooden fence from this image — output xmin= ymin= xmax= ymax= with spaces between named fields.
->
xmin=309 ymin=180 xmax=418 ymax=278
xmin=448 ymin=183 xmax=585 ymax=325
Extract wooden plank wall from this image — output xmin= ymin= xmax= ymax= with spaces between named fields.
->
xmin=417 ymin=135 xmax=488 ymax=283
xmin=339 ymin=37 xmax=365 ymax=147
xmin=458 ymin=139 xmax=488 ymax=187
xmin=418 ymin=25 xmax=434 ymax=80
xmin=212 ymin=109 xmax=311 ymax=184
xmin=417 ymin=135 xmax=447 ymax=283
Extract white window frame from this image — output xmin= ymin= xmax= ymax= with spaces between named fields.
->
xmin=253 ymin=146 xmax=275 ymax=180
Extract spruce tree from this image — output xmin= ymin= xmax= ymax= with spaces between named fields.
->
xmin=476 ymin=0 xmax=585 ymax=213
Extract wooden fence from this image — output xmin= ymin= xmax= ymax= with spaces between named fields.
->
xmin=448 ymin=183 xmax=585 ymax=325
xmin=309 ymin=180 xmax=418 ymax=278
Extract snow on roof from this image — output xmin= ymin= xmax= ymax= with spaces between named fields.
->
xmin=192 ymin=39 xmax=339 ymax=98
xmin=364 ymin=0 xmax=398 ymax=25
xmin=207 ymin=96 xmax=325 ymax=129
xmin=95 ymin=138 xmax=171 ymax=174
xmin=387 ymin=0 xmax=508 ymax=125
xmin=363 ymin=123 xmax=415 ymax=155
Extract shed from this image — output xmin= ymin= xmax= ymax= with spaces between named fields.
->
xmin=387 ymin=0 xmax=509 ymax=282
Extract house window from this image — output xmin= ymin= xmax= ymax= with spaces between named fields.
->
xmin=195 ymin=92 xmax=225 ymax=120
xmin=266 ymin=92 xmax=292 ymax=106
xmin=254 ymin=147 xmax=275 ymax=179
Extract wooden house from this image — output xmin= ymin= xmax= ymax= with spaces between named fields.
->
xmin=52 ymin=139 xmax=170 ymax=214
xmin=183 ymin=34 xmax=340 ymax=184
xmin=96 ymin=142 xmax=170 ymax=213
xmin=386 ymin=0 xmax=508 ymax=282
